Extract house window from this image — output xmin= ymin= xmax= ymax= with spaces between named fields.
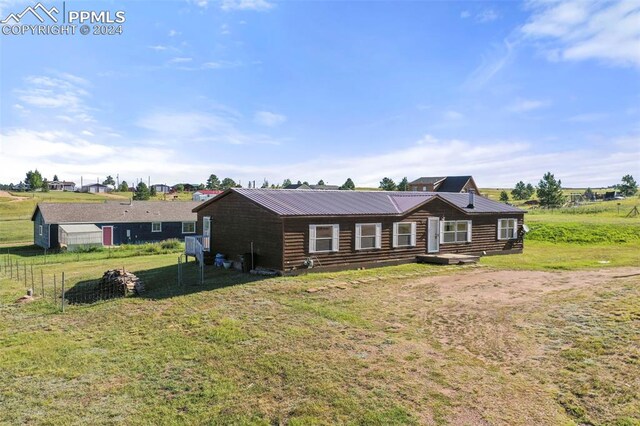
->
xmin=151 ymin=222 xmax=162 ymax=232
xmin=422 ymin=186 xmax=427 ymax=191
xmin=356 ymin=223 xmax=381 ymax=250
xmin=39 ymin=225 xmax=43 ymax=236
xmin=393 ymin=222 xmax=416 ymax=248
xmin=498 ymin=218 xmax=518 ymax=240
xmin=309 ymin=224 xmax=339 ymax=253
xmin=182 ymin=222 xmax=196 ymax=234
xmin=441 ymin=220 xmax=472 ymax=243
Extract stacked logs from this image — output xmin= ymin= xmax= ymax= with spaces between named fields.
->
xmin=98 ymin=269 xmax=144 ymax=296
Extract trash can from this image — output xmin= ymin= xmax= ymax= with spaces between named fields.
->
xmin=214 ymin=253 xmax=225 ymax=267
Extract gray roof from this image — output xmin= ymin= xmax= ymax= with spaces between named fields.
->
xmin=409 ymin=176 xmax=446 ymax=185
xmin=195 ymin=188 xmax=523 ymax=216
xmin=33 ymin=201 xmax=200 ymax=224
xmin=59 ymin=224 xmax=102 ymax=234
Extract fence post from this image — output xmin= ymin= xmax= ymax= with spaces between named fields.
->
xmin=41 ymin=270 xmax=44 ymax=298
xmin=30 ymin=264 xmax=34 ymax=291
xmin=53 ymin=274 xmax=57 ymax=302
xmin=24 ymin=263 xmax=27 ymax=287
xmin=16 ymin=261 xmax=19 ymax=281
xmin=61 ymin=272 xmax=65 ymax=313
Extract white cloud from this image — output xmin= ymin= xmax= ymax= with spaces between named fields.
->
xmin=444 ymin=110 xmax=464 ymax=120
xmin=220 ymin=0 xmax=273 ymax=12
xmin=463 ymin=38 xmax=516 ymax=90
xmin=460 ymin=10 xmax=471 ymax=19
xmin=169 ymin=57 xmax=193 ymax=64
xmin=566 ymin=112 xmax=608 ymax=122
xmin=254 ymin=111 xmax=287 ymax=127
xmin=507 ymin=99 xmax=550 ymax=113
xmin=521 ymin=0 xmax=640 ymax=68
xmin=148 ymin=45 xmax=168 ymax=51
xmin=137 ymin=111 xmax=283 ymax=145
xmin=220 ymin=23 xmax=230 ymax=35
xmin=168 ymin=29 xmax=180 ymax=37
xmin=476 ymin=9 xmax=499 ymax=23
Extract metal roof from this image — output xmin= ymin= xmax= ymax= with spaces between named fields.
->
xmin=33 ymin=201 xmax=200 ymax=224
xmin=437 ymin=176 xmax=473 ymax=192
xmin=195 ymin=188 xmax=523 ymax=216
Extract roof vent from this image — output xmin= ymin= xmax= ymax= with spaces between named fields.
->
xmin=467 ymin=190 xmax=475 ymax=209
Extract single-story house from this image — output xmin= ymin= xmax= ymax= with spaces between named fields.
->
xmin=193 ymin=188 xmax=525 ymax=273
xmin=48 ymin=181 xmax=76 ymax=191
xmin=192 ymin=190 xmax=223 ymax=201
xmin=32 ymin=201 xmax=201 ymax=249
xmin=284 ymin=183 xmax=341 ymax=190
xmin=408 ymin=176 xmax=480 ymax=195
xmin=81 ymin=183 xmax=111 ymax=193
xmin=151 ymin=184 xmax=171 ymax=194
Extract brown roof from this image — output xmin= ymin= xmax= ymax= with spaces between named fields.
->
xmin=33 ymin=201 xmax=200 ymax=224
xmin=194 ymin=188 xmax=523 ymax=216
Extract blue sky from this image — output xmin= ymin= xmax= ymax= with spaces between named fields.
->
xmin=0 ymin=0 xmax=638 ymax=188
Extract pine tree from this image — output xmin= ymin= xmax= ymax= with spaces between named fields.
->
xmin=282 ymin=178 xmax=292 ymax=187
xmin=150 ymin=186 xmax=157 ymax=197
xmin=379 ymin=177 xmax=397 ymax=191
xmin=53 ymin=174 xmax=59 ymax=182
xmin=206 ymin=174 xmax=221 ymax=190
xmin=134 ymin=182 xmax=151 ymax=200
xmin=397 ymin=177 xmax=409 ymax=191
xmin=536 ymin=172 xmax=565 ymax=207
xmin=103 ymin=175 xmax=115 ymax=186
xmin=118 ymin=181 xmax=129 ymax=192
xmin=499 ymin=191 xmax=509 ymax=203
xmin=317 ymin=179 xmax=325 ymax=186
xmin=340 ymin=178 xmax=355 ymax=190
xmin=221 ymin=178 xmax=237 ymax=189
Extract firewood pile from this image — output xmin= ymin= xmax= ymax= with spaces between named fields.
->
xmin=98 ymin=269 xmax=144 ymax=296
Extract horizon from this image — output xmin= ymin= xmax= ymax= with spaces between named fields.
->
xmin=1 ymin=0 xmax=639 ymax=188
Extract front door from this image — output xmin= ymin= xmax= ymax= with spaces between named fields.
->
xmin=427 ymin=217 xmax=439 ymax=253
xmin=102 ymin=226 xmax=113 ymax=246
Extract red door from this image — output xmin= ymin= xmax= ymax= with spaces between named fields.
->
xmin=102 ymin=226 xmax=113 ymax=246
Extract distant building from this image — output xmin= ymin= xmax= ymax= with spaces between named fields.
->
xmin=172 ymin=183 xmax=198 ymax=192
xmin=284 ymin=183 xmax=341 ymax=190
xmin=192 ymin=190 xmax=223 ymax=201
xmin=81 ymin=183 xmax=110 ymax=193
xmin=48 ymin=181 xmax=76 ymax=191
xmin=151 ymin=184 xmax=171 ymax=194
xmin=408 ymin=176 xmax=480 ymax=195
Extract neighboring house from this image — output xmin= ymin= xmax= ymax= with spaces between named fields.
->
xmin=284 ymin=183 xmax=341 ymax=190
xmin=48 ymin=181 xmax=76 ymax=191
xmin=172 ymin=183 xmax=198 ymax=192
xmin=151 ymin=184 xmax=171 ymax=194
xmin=192 ymin=188 xmax=525 ymax=273
xmin=32 ymin=201 xmax=201 ymax=250
xmin=192 ymin=190 xmax=223 ymax=201
xmin=81 ymin=183 xmax=111 ymax=193
xmin=408 ymin=176 xmax=480 ymax=194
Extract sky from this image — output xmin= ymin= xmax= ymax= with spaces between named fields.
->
xmin=0 ymin=0 xmax=639 ymax=188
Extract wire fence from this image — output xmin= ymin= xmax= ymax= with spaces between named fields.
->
xmin=0 ymin=252 xmax=210 ymax=312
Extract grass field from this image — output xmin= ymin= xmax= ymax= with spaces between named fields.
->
xmin=0 ymin=187 xmax=638 ymax=424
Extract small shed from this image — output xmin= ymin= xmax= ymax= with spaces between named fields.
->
xmin=58 ymin=224 xmax=102 ymax=251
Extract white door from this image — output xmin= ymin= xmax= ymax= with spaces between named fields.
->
xmin=427 ymin=217 xmax=439 ymax=253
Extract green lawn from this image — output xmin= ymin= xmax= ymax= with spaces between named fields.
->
xmin=1 ymin=250 xmax=638 ymax=425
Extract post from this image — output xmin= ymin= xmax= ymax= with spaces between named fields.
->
xmin=16 ymin=261 xmax=19 ymax=281
xmin=61 ymin=272 xmax=65 ymax=313
xmin=24 ymin=264 xmax=27 ymax=287
xmin=30 ymin=264 xmax=34 ymax=290
xmin=41 ymin=270 xmax=44 ymax=298
xmin=54 ymin=274 xmax=57 ymax=302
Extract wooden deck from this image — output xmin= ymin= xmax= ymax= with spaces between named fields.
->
xmin=416 ymin=253 xmax=480 ymax=265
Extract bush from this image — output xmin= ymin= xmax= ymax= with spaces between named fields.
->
xmin=160 ymin=239 xmax=181 ymax=250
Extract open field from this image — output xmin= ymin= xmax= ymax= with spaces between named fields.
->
xmin=1 ymin=251 xmax=638 ymax=425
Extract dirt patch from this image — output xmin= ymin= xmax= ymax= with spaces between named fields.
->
xmin=0 ymin=191 xmax=29 ymax=201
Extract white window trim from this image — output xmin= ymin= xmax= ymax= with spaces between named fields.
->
xmin=182 ymin=221 xmax=196 ymax=234
xmin=38 ymin=225 xmax=43 ymax=236
xmin=202 ymin=216 xmax=211 ymax=252
xmin=355 ymin=223 xmax=382 ymax=250
xmin=440 ymin=220 xmax=472 ymax=244
xmin=151 ymin=222 xmax=162 ymax=233
xmin=392 ymin=222 xmax=417 ymax=248
xmin=498 ymin=218 xmax=518 ymax=240
xmin=309 ymin=224 xmax=339 ymax=253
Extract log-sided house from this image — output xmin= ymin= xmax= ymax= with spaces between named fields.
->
xmin=192 ymin=188 xmax=525 ymax=272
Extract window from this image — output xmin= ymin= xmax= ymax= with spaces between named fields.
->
xmin=151 ymin=222 xmax=162 ymax=232
xmin=39 ymin=225 xmax=43 ymax=236
xmin=441 ymin=220 xmax=471 ymax=243
xmin=356 ymin=223 xmax=381 ymax=250
xmin=182 ymin=221 xmax=196 ymax=234
xmin=309 ymin=224 xmax=339 ymax=253
xmin=498 ymin=218 xmax=518 ymax=240
xmin=393 ymin=222 xmax=416 ymax=248
xmin=202 ymin=216 xmax=211 ymax=252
